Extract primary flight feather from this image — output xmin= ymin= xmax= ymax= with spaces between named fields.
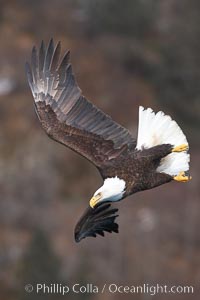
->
xmin=26 ymin=39 xmax=191 ymax=242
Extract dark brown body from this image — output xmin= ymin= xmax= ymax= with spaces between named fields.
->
xmin=99 ymin=144 xmax=173 ymax=198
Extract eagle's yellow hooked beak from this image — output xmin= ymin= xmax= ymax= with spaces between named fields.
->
xmin=89 ymin=194 xmax=102 ymax=208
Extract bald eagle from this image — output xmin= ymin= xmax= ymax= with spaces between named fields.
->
xmin=26 ymin=40 xmax=191 ymax=242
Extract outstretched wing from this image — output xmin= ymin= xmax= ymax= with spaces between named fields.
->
xmin=26 ymin=39 xmax=135 ymax=169
xmin=74 ymin=203 xmax=119 ymax=242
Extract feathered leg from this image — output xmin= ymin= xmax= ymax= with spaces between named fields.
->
xmin=137 ymin=144 xmax=173 ymax=161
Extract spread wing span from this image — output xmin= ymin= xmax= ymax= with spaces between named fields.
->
xmin=74 ymin=203 xmax=119 ymax=242
xmin=26 ymin=39 xmax=135 ymax=169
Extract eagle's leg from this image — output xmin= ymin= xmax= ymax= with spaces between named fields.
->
xmin=173 ymin=171 xmax=192 ymax=182
xmin=134 ymin=144 xmax=174 ymax=190
xmin=172 ymin=144 xmax=188 ymax=152
xmin=138 ymin=144 xmax=173 ymax=161
xmin=150 ymin=172 xmax=173 ymax=188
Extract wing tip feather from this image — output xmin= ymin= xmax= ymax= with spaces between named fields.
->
xmin=74 ymin=203 xmax=119 ymax=243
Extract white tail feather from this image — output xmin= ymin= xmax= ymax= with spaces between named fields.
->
xmin=136 ymin=106 xmax=190 ymax=176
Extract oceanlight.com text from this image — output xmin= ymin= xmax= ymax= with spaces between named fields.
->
xmin=25 ymin=283 xmax=194 ymax=296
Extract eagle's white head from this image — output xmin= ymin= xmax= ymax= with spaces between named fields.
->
xmin=89 ymin=177 xmax=126 ymax=208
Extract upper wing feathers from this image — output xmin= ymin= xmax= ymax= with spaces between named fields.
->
xmin=26 ymin=40 xmax=135 ymax=169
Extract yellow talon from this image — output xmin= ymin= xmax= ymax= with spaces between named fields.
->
xmin=172 ymin=144 xmax=189 ymax=152
xmin=174 ymin=171 xmax=192 ymax=182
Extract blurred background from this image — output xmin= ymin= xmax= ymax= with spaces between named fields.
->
xmin=0 ymin=0 xmax=199 ymax=299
